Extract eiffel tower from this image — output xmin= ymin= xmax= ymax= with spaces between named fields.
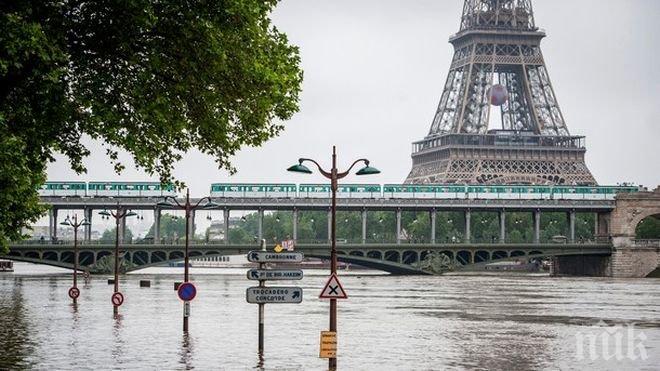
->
xmin=405 ymin=0 xmax=596 ymax=185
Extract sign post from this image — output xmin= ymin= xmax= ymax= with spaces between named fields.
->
xmin=246 ymin=244 xmax=304 ymax=357
xmin=257 ymin=240 xmax=266 ymax=355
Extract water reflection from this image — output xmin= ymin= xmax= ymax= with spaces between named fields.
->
xmin=111 ymin=313 xmax=124 ymax=364
xmin=1 ymin=267 xmax=658 ymax=370
xmin=255 ymin=351 xmax=265 ymax=370
xmin=179 ymin=334 xmax=194 ymax=370
xmin=0 ymin=279 xmax=34 ymax=369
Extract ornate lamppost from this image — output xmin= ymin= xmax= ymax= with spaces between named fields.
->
xmin=99 ymin=206 xmax=137 ymax=316
xmin=60 ymin=214 xmax=90 ymax=304
xmin=157 ymin=189 xmax=217 ymax=333
xmin=288 ymin=146 xmax=380 ymax=370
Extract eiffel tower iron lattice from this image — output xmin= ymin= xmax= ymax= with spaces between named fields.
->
xmin=405 ymin=0 xmax=596 ymax=186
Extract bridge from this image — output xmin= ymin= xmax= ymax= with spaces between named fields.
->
xmin=2 ymin=186 xmax=658 ymax=276
xmin=3 ymin=241 xmax=613 ymax=275
xmin=40 ymin=195 xmax=614 ymax=245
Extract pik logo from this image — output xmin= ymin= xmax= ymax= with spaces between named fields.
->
xmin=575 ymin=320 xmax=648 ymax=361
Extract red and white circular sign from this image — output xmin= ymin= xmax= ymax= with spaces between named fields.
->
xmin=68 ymin=287 xmax=80 ymax=299
xmin=111 ymin=292 xmax=124 ymax=307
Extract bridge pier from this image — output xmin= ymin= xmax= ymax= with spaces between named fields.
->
xmin=396 ymin=209 xmax=402 ymax=244
xmin=327 ymin=209 xmax=331 ymax=244
xmin=361 ymin=209 xmax=367 ymax=244
xmin=119 ymin=209 xmax=127 ymax=243
xmin=84 ymin=207 xmax=93 ymax=242
xmin=49 ymin=208 xmax=58 ymax=240
xmin=551 ymin=255 xmax=611 ymax=277
xmin=534 ymin=210 xmax=541 ymax=244
xmin=258 ymin=209 xmax=264 ymax=241
xmin=154 ymin=208 xmax=161 ymax=243
xmin=224 ymin=209 xmax=230 ymax=244
xmin=430 ymin=209 xmax=436 ymax=244
xmin=465 ymin=210 xmax=471 ymax=243
xmin=499 ymin=210 xmax=506 ymax=243
xmin=293 ymin=208 xmax=298 ymax=243
xmin=568 ymin=210 xmax=576 ymax=243
xmin=611 ymin=237 xmax=660 ymax=278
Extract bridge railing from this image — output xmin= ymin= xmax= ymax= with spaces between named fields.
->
xmin=8 ymin=239 xmax=613 ymax=248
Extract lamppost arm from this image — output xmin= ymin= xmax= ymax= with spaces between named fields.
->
xmin=298 ymin=158 xmax=332 ymax=178
xmin=192 ymin=196 xmax=212 ymax=210
xmin=337 ymin=159 xmax=370 ymax=179
xmin=163 ymin=195 xmax=185 ymax=209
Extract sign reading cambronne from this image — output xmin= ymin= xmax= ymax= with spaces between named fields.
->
xmin=246 ymin=286 xmax=303 ymax=304
xmin=247 ymin=251 xmax=304 ymax=263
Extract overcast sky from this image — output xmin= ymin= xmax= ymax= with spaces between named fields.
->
xmin=48 ymin=0 xmax=660 ymax=195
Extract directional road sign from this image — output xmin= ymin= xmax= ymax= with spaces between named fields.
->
xmin=247 ymin=269 xmax=303 ymax=281
xmin=68 ymin=287 xmax=80 ymax=299
xmin=247 ymin=251 xmax=304 ymax=263
xmin=177 ymin=282 xmax=197 ymax=301
xmin=246 ymin=286 xmax=303 ymax=304
xmin=319 ymin=274 xmax=348 ymax=299
xmin=111 ymin=292 xmax=124 ymax=306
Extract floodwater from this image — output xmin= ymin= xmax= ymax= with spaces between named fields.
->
xmin=1 ymin=263 xmax=659 ymax=370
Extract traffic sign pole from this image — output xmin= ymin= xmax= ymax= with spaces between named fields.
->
xmin=258 ymin=239 xmax=266 ymax=355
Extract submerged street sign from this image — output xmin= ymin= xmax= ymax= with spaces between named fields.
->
xmin=247 ymin=251 xmax=304 ymax=263
xmin=246 ymin=286 xmax=303 ymax=304
xmin=247 ymin=269 xmax=303 ymax=281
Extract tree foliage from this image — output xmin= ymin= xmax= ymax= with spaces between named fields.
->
xmin=100 ymin=227 xmax=134 ymax=243
xmin=0 ymin=1 xmax=303 ymax=251
xmin=146 ymin=214 xmax=186 ymax=242
xmin=223 ymin=210 xmax=598 ymax=245
xmin=636 ymin=216 xmax=660 ymax=239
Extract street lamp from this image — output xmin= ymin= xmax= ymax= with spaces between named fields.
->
xmin=156 ymin=189 xmax=217 ymax=333
xmin=60 ymin=214 xmax=90 ymax=304
xmin=99 ymin=206 xmax=137 ymax=316
xmin=288 ymin=146 xmax=379 ymax=370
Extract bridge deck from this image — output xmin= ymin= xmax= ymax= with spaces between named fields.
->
xmin=41 ymin=196 xmax=615 ymax=211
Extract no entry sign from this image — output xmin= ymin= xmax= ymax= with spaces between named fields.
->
xmin=111 ymin=292 xmax=124 ymax=307
xmin=68 ymin=287 xmax=80 ymax=300
xmin=177 ymin=282 xmax=197 ymax=301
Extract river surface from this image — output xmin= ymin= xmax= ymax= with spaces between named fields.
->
xmin=1 ymin=263 xmax=659 ymax=370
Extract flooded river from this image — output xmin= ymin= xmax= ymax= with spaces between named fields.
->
xmin=1 ymin=263 xmax=659 ymax=370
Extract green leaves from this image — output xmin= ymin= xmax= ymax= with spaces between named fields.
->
xmin=0 ymin=0 xmax=303 ymax=249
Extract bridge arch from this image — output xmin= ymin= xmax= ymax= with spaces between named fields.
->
xmin=97 ymin=251 xmax=112 ymax=262
xmin=610 ymin=187 xmax=660 ymax=237
xmin=456 ymin=251 xmax=471 ymax=265
xmin=384 ymin=251 xmax=399 ymax=263
xmin=25 ymin=251 xmax=40 ymax=260
xmin=492 ymin=250 xmax=507 ymax=260
xmin=132 ymin=251 xmax=149 ymax=265
xmin=349 ymin=251 xmax=364 ymax=257
xmin=402 ymin=251 xmax=418 ymax=265
xmin=474 ymin=250 xmax=490 ymax=263
xmin=43 ymin=251 xmax=59 ymax=262
xmin=635 ymin=214 xmax=660 ymax=239
xmin=510 ymin=250 xmax=526 ymax=257
xmin=367 ymin=251 xmax=382 ymax=260
xmin=151 ymin=251 xmax=166 ymax=263
xmin=440 ymin=250 xmax=454 ymax=260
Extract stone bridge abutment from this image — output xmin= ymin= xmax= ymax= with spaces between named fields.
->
xmin=609 ymin=187 xmax=660 ymax=278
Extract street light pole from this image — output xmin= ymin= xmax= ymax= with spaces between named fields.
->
xmin=60 ymin=214 xmax=90 ymax=304
xmin=288 ymin=146 xmax=380 ymax=370
xmin=100 ymin=205 xmax=136 ymax=317
xmin=158 ymin=189 xmax=217 ymax=333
